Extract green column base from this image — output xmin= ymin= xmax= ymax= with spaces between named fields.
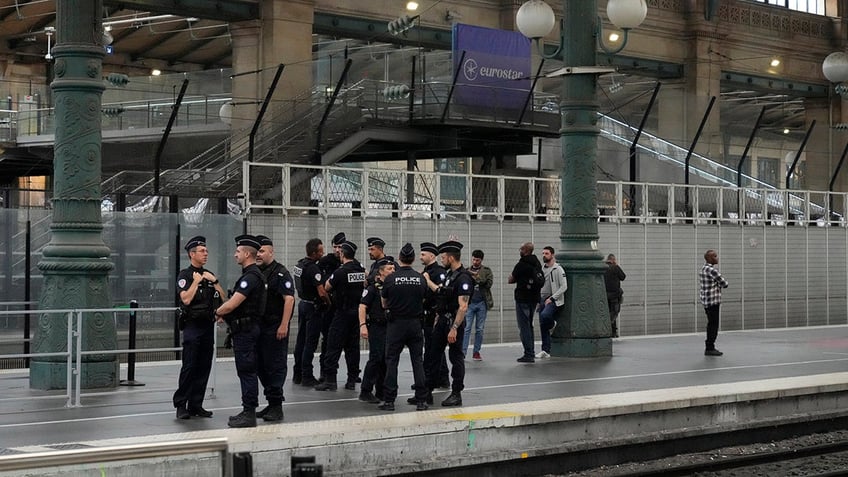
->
xmin=551 ymin=336 xmax=612 ymax=358
xmin=30 ymin=359 xmax=118 ymax=391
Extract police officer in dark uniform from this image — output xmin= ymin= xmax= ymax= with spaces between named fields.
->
xmin=254 ymin=235 xmax=295 ymax=422
xmin=214 ymin=235 xmax=267 ymax=428
xmin=366 ymin=237 xmax=387 ymax=285
xmin=379 ymin=243 xmax=429 ymax=411
xmin=318 ymin=232 xmax=359 ymax=385
xmin=420 ymin=242 xmax=450 ymax=390
xmin=293 ymin=238 xmax=329 ymax=387
xmin=423 ymin=240 xmax=473 ymax=407
xmin=358 ymin=256 xmax=395 ymax=404
xmin=173 ymin=236 xmax=225 ymax=420
xmin=315 ymin=240 xmax=365 ymax=391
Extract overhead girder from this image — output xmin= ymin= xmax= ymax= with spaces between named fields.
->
xmin=103 ymin=0 xmax=259 ymax=22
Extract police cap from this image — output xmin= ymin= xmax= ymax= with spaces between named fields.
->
xmin=256 ymin=235 xmax=274 ymax=247
xmin=340 ymin=240 xmax=357 ymax=255
xmin=420 ymin=242 xmax=438 ymax=255
xmin=235 ymin=234 xmax=261 ymax=250
xmin=366 ymin=237 xmax=385 ymax=248
xmin=331 ymin=232 xmax=346 ymax=245
xmin=184 ymin=235 xmax=206 ymax=251
xmin=399 ymin=242 xmax=415 ymax=260
xmin=438 ymin=240 xmax=463 ymax=254
xmin=376 ymin=256 xmax=395 ymax=268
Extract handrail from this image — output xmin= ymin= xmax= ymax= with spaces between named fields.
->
xmin=0 ymin=438 xmax=228 ymax=472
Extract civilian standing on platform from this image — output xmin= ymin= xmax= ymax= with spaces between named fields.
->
xmin=316 ymin=241 xmax=366 ymax=391
xmin=463 ymin=249 xmax=494 ymax=360
xmin=537 ymin=246 xmax=567 ymax=359
xmin=173 ymin=236 xmax=225 ymax=420
xmin=214 ymin=235 xmax=268 ymax=428
xmin=508 ymin=242 xmax=544 ymax=363
xmin=603 ymin=253 xmax=626 ymax=338
xmin=380 ymin=244 xmax=429 ymax=411
xmin=254 ymin=235 xmax=295 ymax=422
xmin=423 ymin=240 xmax=473 ymax=407
xmin=420 ymin=242 xmax=450 ymax=389
xmin=699 ymin=249 xmax=729 ymax=356
xmin=358 ymin=256 xmax=395 ymax=404
xmin=293 ymin=238 xmax=329 ymax=387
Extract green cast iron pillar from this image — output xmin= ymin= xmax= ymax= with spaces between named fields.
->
xmin=31 ymin=0 xmax=117 ymax=389
xmin=549 ymin=0 xmax=610 ymax=357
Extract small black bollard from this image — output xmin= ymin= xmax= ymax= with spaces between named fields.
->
xmin=292 ymin=456 xmax=322 ymax=476
xmin=120 ymin=300 xmax=145 ymax=387
xmin=233 ymin=452 xmax=253 ymax=477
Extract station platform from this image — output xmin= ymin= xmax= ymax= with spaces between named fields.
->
xmin=2 ymin=326 xmax=848 ymax=476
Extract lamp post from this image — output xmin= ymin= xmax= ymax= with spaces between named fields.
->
xmin=516 ymin=0 xmax=645 ymax=357
xmin=31 ymin=0 xmax=117 ymax=389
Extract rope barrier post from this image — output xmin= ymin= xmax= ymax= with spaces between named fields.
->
xmin=120 ymin=300 xmax=145 ymax=386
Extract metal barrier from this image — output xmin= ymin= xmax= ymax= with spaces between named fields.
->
xmin=0 ymin=437 xmax=229 ymax=475
xmin=0 ymin=306 xmax=186 ymax=408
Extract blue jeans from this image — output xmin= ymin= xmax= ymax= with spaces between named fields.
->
xmin=515 ymin=301 xmax=536 ymax=359
xmin=463 ymin=300 xmax=488 ymax=356
xmin=538 ymin=300 xmax=560 ymax=354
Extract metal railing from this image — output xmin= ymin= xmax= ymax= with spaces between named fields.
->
xmin=243 ymin=163 xmax=845 ymax=226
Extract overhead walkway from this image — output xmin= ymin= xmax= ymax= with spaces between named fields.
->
xmin=1 ymin=327 xmax=847 ymax=475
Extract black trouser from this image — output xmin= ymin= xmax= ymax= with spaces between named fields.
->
xmin=173 ymin=322 xmax=214 ymax=410
xmin=704 ymin=304 xmax=721 ymax=350
xmin=320 ymin=308 xmax=359 ymax=383
xmin=422 ymin=319 xmax=450 ymax=386
xmin=232 ymin=321 xmax=261 ymax=409
xmin=608 ymin=298 xmax=621 ymax=335
xmin=257 ymin=319 xmax=289 ymax=406
xmin=384 ymin=318 xmax=427 ymax=403
xmin=425 ymin=315 xmax=465 ymax=394
xmin=361 ymin=320 xmax=386 ymax=396
xmin=293 ymin=301 xmax=313 ymax=380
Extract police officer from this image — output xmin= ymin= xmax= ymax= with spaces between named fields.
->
xmin=423 ymin=240 xmax=473 ymax=407
xmin=358 ymin=256 xmax=395 ymax=404
xmin=366 ymin=237 xmax=387 ymax=285
xmin=293 ymin=238 xmax=329 ymax=387
xmin=214 ymin=235 xmax=267 ymax=428
xmin=318 ymin=232 xmax=359 ymax=385
xmin=420 ymin=242 xmax=450 ymax=390
xmin=254 ymin=235 xmax=295 ymax=422
xmin=380 ymin=243 xmax=429 ymax=411
xmin=173 ymin=236 xmax=225 ymax=420
xmin=315 ymin=240 xmax=365 ymax=391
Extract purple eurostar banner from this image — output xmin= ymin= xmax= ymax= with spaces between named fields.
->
xmin=452 ymin=23 xmax=531 ymax=110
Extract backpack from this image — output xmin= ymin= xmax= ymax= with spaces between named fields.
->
xmin=521 ymin=265 xmax=545 ymax=293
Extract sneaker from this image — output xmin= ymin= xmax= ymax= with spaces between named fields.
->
xmin=517 ymin=356 xmax=535 ymax=363
xmin=261 ymin=405 xmax=284 ymax=422
xmin=359 ymin=391 xmax=381 ymax=404
xmin=535 ymin=351 xmax=550 ymax=359
xmin=550 ymin=321 xmax=558 ymax=333
xmin=188 ymin=407 xmax=213 ymax=418
xmin=441 ymin=393 xmax=462 ymax=407
xmin=705 ymin=349 xmax=723 ymax=356
xmin=472 ymin=352 xmax=482 ymax=361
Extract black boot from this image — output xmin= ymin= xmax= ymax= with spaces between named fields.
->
xmin=377 ymin=401 xmax=395 ymax=411
xmin=261 ymin=405 xmax=284 ymax=422
xmin=441 ymin=393 xmax=462 ymax=407
xmin=176 ymin=406 xmax=190 ymax=420
xmin=314 ymin=380 xmax=337 ymax=391
xmin=256 ymin=405 xmax=270 ymax=419
xmin=227 ymin=408 xmax=257 ymax=428
xmin=359 ymin=391 xmax=380 ymax=403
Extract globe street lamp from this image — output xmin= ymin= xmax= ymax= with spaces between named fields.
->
xmin=516 ymin=0 xmax=645 ymax=357
xmin=823 ymin=52 xmax=848 ymax=98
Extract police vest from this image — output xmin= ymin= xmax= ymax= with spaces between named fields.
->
xmin=293 ymin=257 xmax=319 ymax=301
xmin=231 ymin=265 xmax=267 ymax=320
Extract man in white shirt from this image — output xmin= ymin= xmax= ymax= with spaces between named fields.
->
xmin=537 ymin=246 xmax=567 ymax=358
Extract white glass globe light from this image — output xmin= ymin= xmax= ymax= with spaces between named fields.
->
xmin=607 ymin=0 xmax=647 ymax=29
xmin=823 ymin=52 xmax=848 ymax=84
xmin=516 ymin=0 xmax=556 ymax=39
xmin=219 ymin=102 xmax=234 ymax=125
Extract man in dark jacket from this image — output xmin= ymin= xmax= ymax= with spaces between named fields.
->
xmin=508 ymin=242 xmax=543 ymax=363
xmin=604 ymin=253 xmax=626 ymax=338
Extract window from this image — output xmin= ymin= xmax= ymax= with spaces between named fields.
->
xmin=753 ymin=0 xmax=826 ymax=15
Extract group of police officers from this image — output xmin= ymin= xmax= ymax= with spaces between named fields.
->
xmin=174 ymin=232 xmax=474 ymax=427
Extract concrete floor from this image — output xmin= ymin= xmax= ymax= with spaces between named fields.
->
xmin=2 ymin=326 xmax=847 ymax=453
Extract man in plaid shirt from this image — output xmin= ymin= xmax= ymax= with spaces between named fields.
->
xmin=699 ymin=249 xmax=729 ymax=356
